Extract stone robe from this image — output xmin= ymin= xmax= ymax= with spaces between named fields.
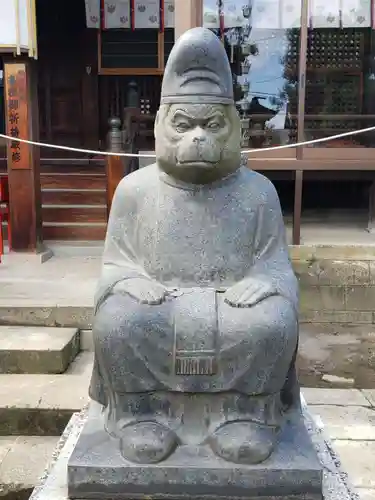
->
xmin=90 ymin=164 xmax=299 ymax=425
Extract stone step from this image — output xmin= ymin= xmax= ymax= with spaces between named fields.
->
xmin=0 ymin=326 xmax=80 ymax=374
xmin=0 ymin=306 xmax=93 ymax=330
xmin=0 ymin=435 xmax=59 ymax=500
xmin=0 ymin=352 xmax=93 ymax=436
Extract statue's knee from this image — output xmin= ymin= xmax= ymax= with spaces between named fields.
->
xmin=256 ymin=296 xmax=297 ymax=330
xmin=94 ymin=294 xmax=143 ymax=339
xmin=94 ymin=293 xmax=170 ymax=342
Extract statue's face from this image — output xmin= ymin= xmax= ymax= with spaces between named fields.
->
xmin=155 ymin=103 xmax=241 ymax=184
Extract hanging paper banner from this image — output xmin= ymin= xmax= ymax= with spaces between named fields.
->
xmin=341 ymin=0 xmax=371 ymax=27
xmin=309 ymin=0 xmax=340 ymax=27
xmin=203 ymin=0 xmax=220 ymax=29
xmin=85 ymin=0 xmax=100 ymax=28
xmin=134 ymin=0 xmax=160 ymax=28
xmin=164 ymin=0 xmax=174 ymax=28
xmin=223 ymin=0 xmax=247 ymax=28
xmin=104 ymin=0 xmax=131 ymax=28
xmin=251 ymin=0 xmax=280 ymax=28
xmin=281 ymin=0 xmax=302 ymax=28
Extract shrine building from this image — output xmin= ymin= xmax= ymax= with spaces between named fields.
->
xmin=1 ymin=0 xmax=375 ymax=253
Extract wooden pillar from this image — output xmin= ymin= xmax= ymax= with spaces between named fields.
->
xmin=175 ymin=0 xmax=203 ymax=40
xmin=106 ymin=117 xmax=125 ymax=216
xmin=81 ymin=29 xmax=99 ymax=149
xmin=4 ymin=59 xmax=43 ymax=253
xmin=367 ymin=180 xmax=375 ymax=233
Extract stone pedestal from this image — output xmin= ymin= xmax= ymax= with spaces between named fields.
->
xmin=67 ymin=405 xmax=322 ymax=500
xmin=28 ymin=402 xmax=359 ymax=500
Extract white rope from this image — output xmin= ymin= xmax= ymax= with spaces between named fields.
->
xmin=1 ymin=124 xmax=375 ymax=158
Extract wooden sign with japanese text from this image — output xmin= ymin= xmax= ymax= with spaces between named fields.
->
xmin=4 ymin=63 xmax=30 ymax=170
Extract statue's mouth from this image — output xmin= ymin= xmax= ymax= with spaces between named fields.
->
xmin=176 ymin=160 xmax=218 ymax=169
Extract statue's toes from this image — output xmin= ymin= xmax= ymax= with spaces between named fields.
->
xmin=119 ymin=421 xmax=178 ymax=464
xmin=208 ymin=421 xmax=278 ymax=465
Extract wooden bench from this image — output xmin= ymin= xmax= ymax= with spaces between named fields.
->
xmin=0 ymin=176 xmax=10 ymax=260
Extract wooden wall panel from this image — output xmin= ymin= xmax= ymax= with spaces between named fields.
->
xmin=43 ymin=225 xmax=106 ymax=240
xmin=42 ymin=207 xmax=106 ymax=224
xmin=41 ymin=173 xmax=105 ymax=190
xmin=41 ymin=190 xmax=106 ymax=205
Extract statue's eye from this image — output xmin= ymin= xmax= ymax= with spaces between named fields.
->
xmin=208 ymin=121 xmax=221 ymax=131
xmin=175 ymin=122 xmax=190 ymax=132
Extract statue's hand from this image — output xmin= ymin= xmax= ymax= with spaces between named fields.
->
xmin=224 ymin=278 xmax=277 ymax=308
xmin=113 ymin=278 xmax=167 ymax=305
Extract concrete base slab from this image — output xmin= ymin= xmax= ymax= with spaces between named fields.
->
xmin=1 ymin=247 xmax=54 ymax=264
xmin=29 ymin=402 xmax=359 ymax=500
xmin=0 ymin=326 xmax=80 ymax=374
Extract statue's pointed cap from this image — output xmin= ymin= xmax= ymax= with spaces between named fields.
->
xmin=160 ymin=27 xmax=233 ymax=105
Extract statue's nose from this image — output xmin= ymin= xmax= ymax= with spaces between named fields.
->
xmin=193 ymin=136 xmax=206 ymax=144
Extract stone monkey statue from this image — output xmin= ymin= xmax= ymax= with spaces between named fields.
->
xmin=89 ymin=27 xmax=300 ymax=467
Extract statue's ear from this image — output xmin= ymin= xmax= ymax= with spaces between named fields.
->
xmin=154 ymin=110 xmax=160 ymax=135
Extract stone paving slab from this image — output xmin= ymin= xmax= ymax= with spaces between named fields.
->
xmin=310 ymin=405 xmax=375 ymax=440
xmin=332 ymin=440 xmax=375 ymax=489
xmin=0 ymin=326 xmax=80 ymax=374
xmin=0 ymin=436 xmax=59 ymax=497
xmin=0 ymin=438 xmax=14 ymax=464
xmin=362 ymin=390 xmax=375 ymax=407
xmin=302 ymin=388 xmax=370 ymax=406
xmin=357 ymin=489 xmax=375 ymax=500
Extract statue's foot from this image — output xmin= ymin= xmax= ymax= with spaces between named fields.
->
xmin=208 ymin=421 xmax=278 ymax=465
xmin=119 ymin=421 xmax=178 ymax=464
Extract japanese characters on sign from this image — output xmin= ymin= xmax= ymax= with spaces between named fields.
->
xmin=5 ymin=64 xmax=29 ymax=170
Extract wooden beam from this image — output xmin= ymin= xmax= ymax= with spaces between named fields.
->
xmin=4 ymin=59 xmax=43 ymax=252
xmin=175 ymin=0 xmax=203 ymax=40
xmin=106 ymin=155 xmax=126 ymax=216
xmin=106 ymin=117 xmax=125 ymax=216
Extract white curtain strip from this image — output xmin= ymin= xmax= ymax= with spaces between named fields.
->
xmin=84 ymin=0 xmax=175 ymax=29
xmin=203 ymin=0 xmax=372 ymax=30
xmin=85 ymin=0 xmax=100 ymax=28
xmin=85 ymin=0 xmax=371 ymax=31
xmin=105 ymin=0 xmax=131 ymax=28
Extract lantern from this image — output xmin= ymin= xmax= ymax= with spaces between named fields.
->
xmin=0 ymin=0 xmax=38 ymax=58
